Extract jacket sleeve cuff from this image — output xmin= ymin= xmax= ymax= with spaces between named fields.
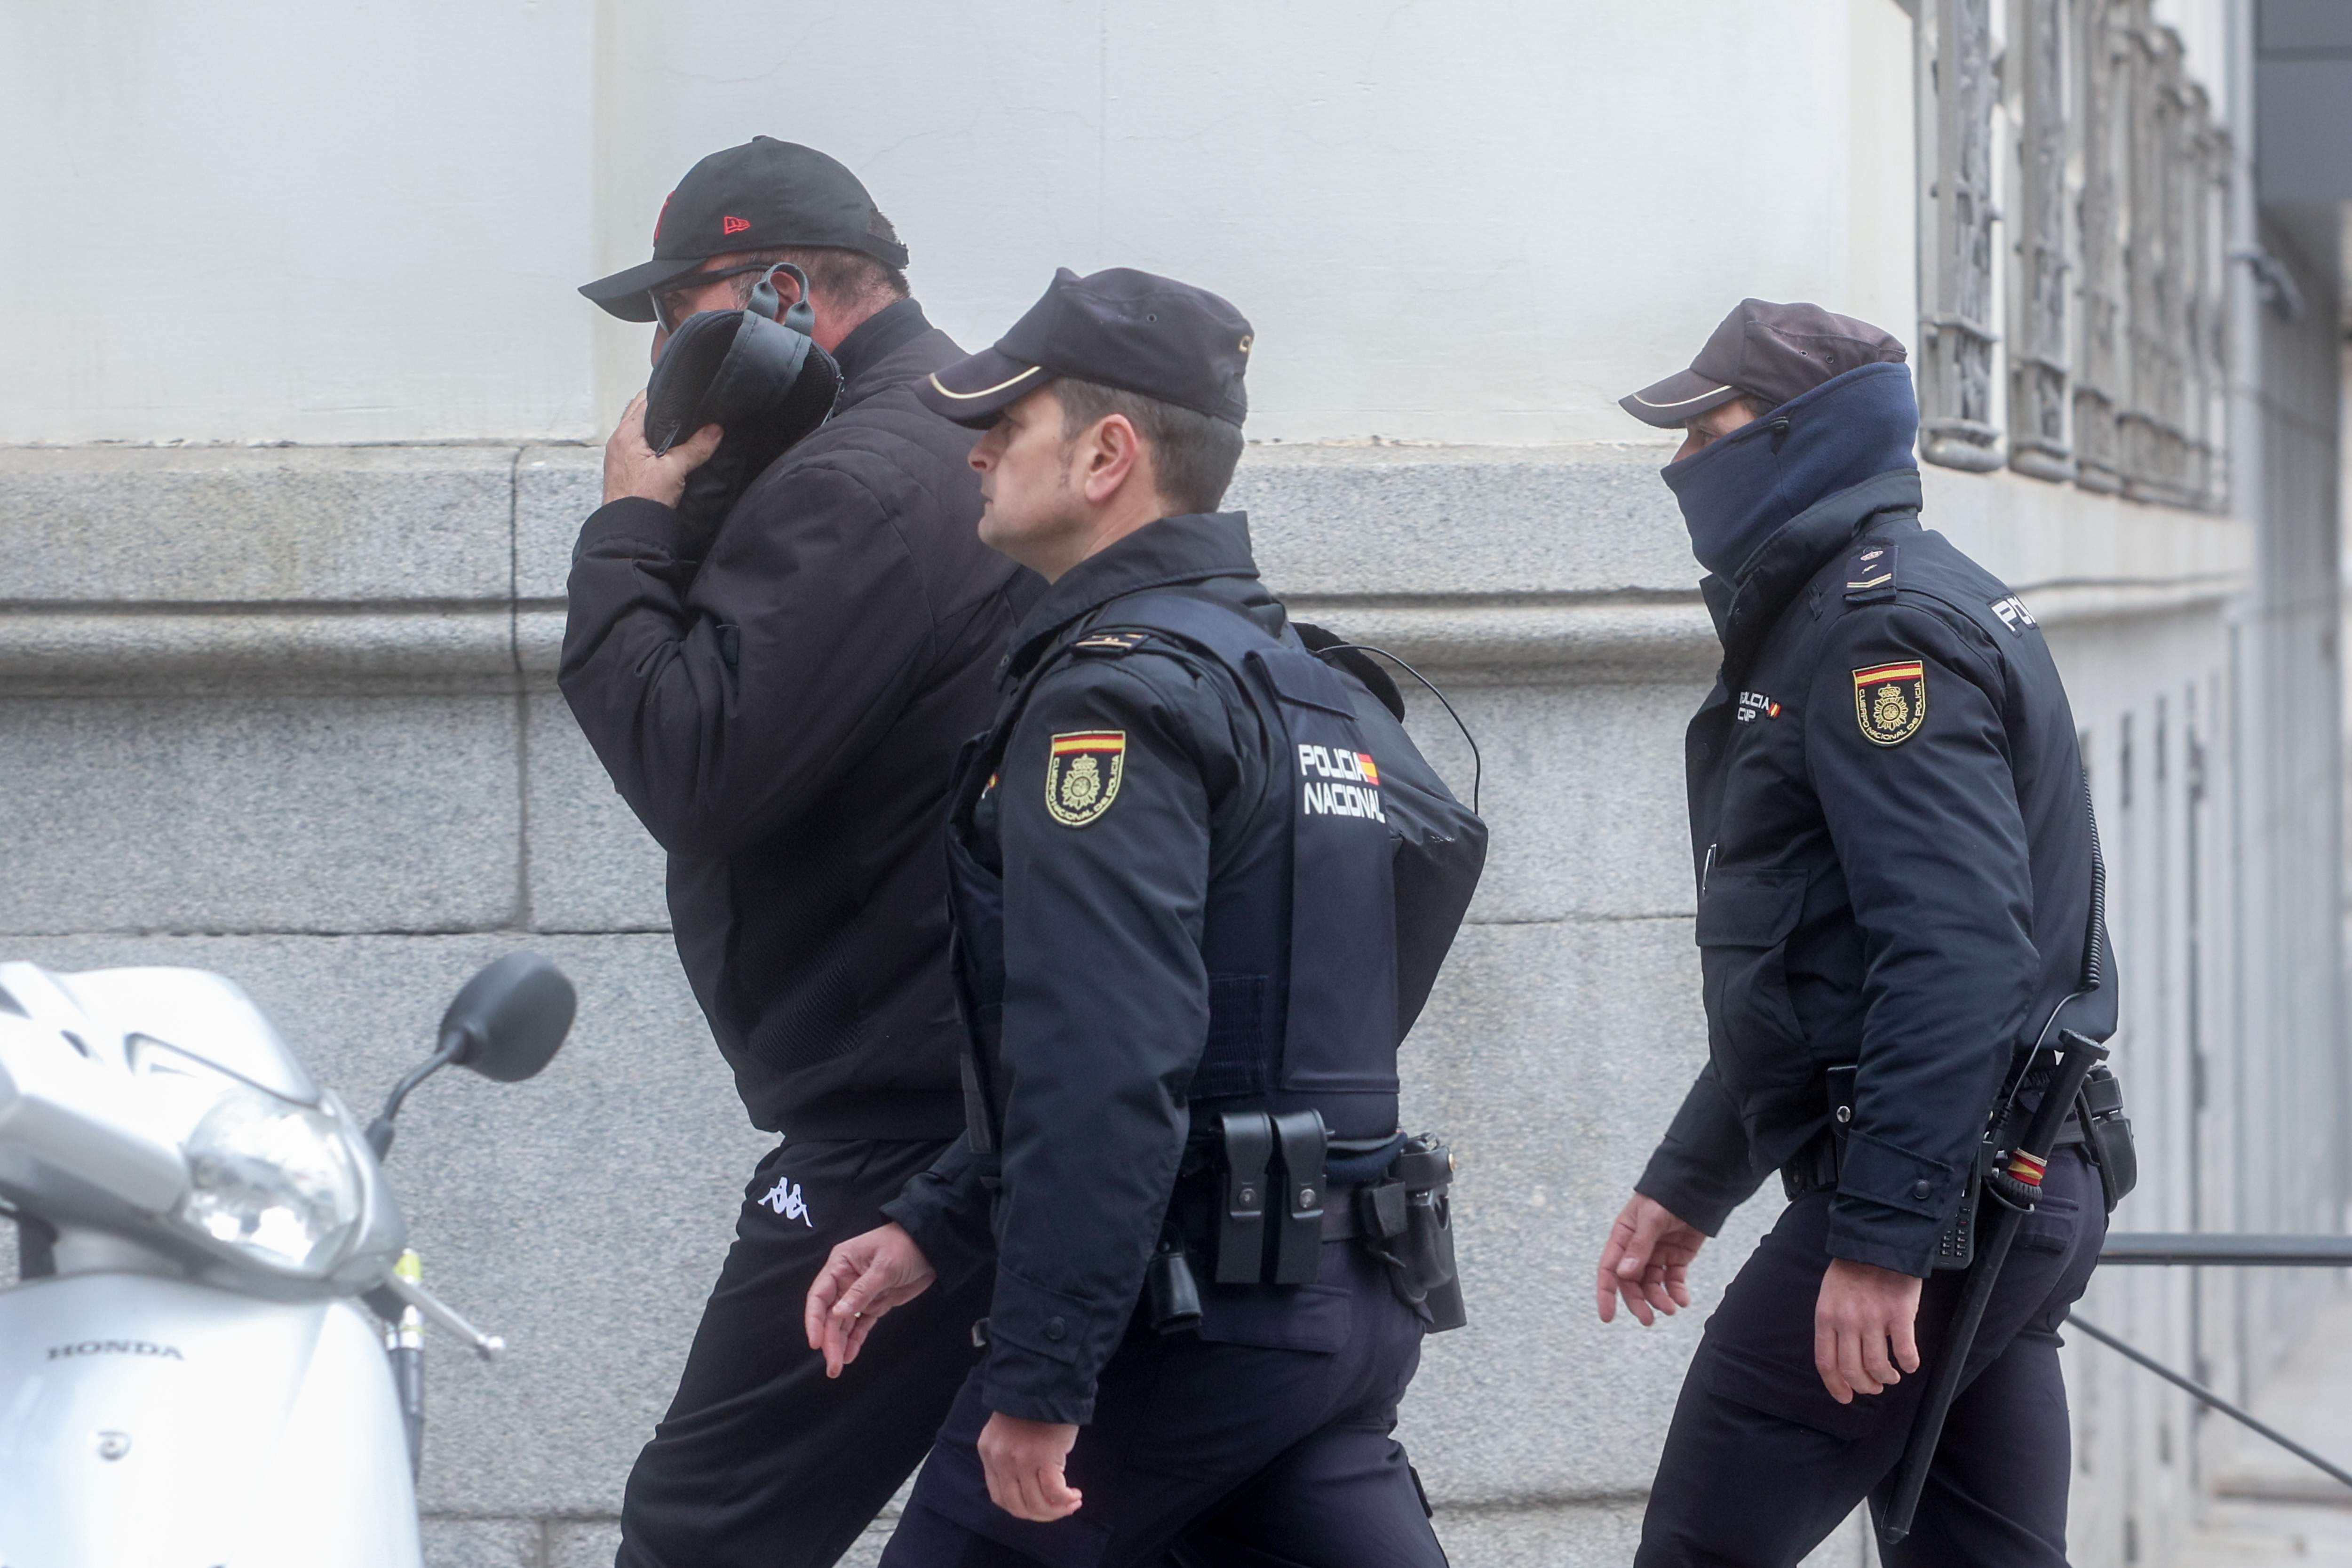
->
xmin=1824 ymin=1128 xmax=1965 ymax=1277
xmin=1635 ymin=1147 xmax=1746 ymax=1237
xmin=572 ymin=495 xmax=699 ymax=562
xmin=974 ymin=1265 xmax=1122 ymax=1426
xmin=979 ymin=1345 xmax=1097 ymax=1426
xmin=1823 ymin=1200 xmax=1940 ymax=1276
xmin=1633 ymin=1074 xmax=1764 ymax=1236
xmin=879 ymin=1138 xmax=998 ymax=1294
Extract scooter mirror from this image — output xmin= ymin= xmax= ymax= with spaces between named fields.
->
xmin=437 ymin=954 xmax=576 ymax=1084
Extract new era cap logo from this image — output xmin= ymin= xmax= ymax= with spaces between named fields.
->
xmin=722 ymin=215 xmax=751 ymax=236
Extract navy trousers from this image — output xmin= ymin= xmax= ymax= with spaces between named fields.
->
xmin=881 ymin=1242 xmax=1449 ymax=1568
xmin=1637 ymin=1146 xmax=2106 ymax=1567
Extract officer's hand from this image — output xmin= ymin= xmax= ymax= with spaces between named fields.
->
xmin=1813 ymin=1258 xmax=1923 ymax=1403
xmin=602 ymin=390 xmax=722 ymax=507
xmin=803 ymin=1222 xmax=937 ymax=1377
xmin=1596 ymin=1191 xmax=1707 ymax=1325
xmin=978 ymin=1413 xmax=1083 ymax=1521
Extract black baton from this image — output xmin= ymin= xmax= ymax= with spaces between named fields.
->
xmin=1880 ymin=1029 xmax=2108 ymax=1546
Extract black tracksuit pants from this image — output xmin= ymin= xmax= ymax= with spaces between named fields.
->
xmin=616 ymin=1136 xmax=993 ymax=1568
xmin=1637 ymin=1146 xmax=2106 ymax=1567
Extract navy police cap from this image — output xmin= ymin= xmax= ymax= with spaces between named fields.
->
xmin=920 ymin=267 xmax=1253 ymax=429
xmin=1621 ymin=299 xmax=1907 ymax=427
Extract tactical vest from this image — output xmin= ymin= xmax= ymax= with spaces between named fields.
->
xmin=944 ymin=591 xmax=1419 ymax=1149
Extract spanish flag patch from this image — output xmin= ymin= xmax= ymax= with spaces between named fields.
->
xmin=1045 ymin=731 xmax=1126 ymax=827
xmin=1851 ymin=661 xmax=1927 ymax=747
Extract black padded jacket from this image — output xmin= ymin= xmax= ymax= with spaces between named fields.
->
xmin=561 ymin=299 xmax=1036 ymax=1138
xmin=1636 ymin=468 xmax=2117 ymax=1277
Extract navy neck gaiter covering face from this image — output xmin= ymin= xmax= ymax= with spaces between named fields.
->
xmin=1660 ymin=361 xmax=1921 ymax=581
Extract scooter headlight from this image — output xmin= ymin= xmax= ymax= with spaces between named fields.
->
xmin=129 ymin=1037 xmax=363 ymax=1278
xmin=176 ymin=1086 xmax=362 ymax=1277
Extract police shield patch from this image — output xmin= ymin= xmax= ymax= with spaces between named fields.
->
xmin=1852 ymin=661 xmax=1927 ymax=747
xmin=1045 ymin=731 xmax=1126 ymax=826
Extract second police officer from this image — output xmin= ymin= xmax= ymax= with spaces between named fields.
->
xmin=1597 ymin=300 xmax=2128 ymax=1565
xmin=802 ymin=267 xmax=1486 ymax=1565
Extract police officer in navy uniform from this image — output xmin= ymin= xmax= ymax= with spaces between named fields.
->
xmin=799 ymin=267 xmax=1479 ymax=1566
xmin=1597 ymin=301 xmax=2119 ymax=1565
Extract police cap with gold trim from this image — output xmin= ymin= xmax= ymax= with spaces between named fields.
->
xmin=918 ymin=267 xmax=1252 ymax=429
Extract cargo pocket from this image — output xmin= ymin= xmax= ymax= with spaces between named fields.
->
xmin=1694 ymin=870 xmax=1809 ymax=1083
xmin=2012 ymin=1190 xmax=2083 ymax=1257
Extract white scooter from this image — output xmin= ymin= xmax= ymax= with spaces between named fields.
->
xmin=0 ymin=952 xmax=575 ymax=1567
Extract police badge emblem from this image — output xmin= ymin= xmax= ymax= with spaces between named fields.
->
xmin=1045 ymin=731 xmax=1126 ymax=826
xmin=1851 ymin=661 xmax=1927 ymax=746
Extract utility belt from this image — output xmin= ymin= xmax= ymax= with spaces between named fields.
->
xmin=1148 ymin=1109 xmax=1467 ymax=1336
xmin=1780 ymin=1058 xmax=2138 ymax=1269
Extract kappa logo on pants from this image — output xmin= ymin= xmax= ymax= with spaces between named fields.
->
xmin=758 ymin=1178 xmax=814 ymax=1227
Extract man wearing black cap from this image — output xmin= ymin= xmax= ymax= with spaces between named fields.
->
xmin=1594 ymin=301 xmax=2119 ymax=1564
xmin=560 ymin=137 xmax=1034 ymax=1568
xmin=797 ymin=267 xmax=1473 ymax=1566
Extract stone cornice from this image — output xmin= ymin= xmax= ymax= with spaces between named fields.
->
xmin=0 ymin=443 xmax=2250 ymax=692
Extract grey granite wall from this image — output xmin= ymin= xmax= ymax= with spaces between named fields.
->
xmin=22 ymin=442 xmax=2206 ymax=1567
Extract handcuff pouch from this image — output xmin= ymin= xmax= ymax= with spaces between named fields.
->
xmin=1270 ymin=1110 xmax=1329 ymax=1286
xmin=1214 ymin=1110 xmax=1274 ymax=1285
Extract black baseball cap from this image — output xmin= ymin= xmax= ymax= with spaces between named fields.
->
xmin=917 ymin=267 xmax=1253 ymax=429
xmin=1620 ymin=300 xmax=1907 ymax=427
xmin=579 ymin=137 xmax=909 ymax=323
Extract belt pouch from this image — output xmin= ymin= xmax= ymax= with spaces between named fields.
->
xmin=1215 ymin=1111 xmax=1275 ymax=1285
xmin=2079 ymin=1064 xmax=2137 ymax=1214
xmin=1357 ymin=1181 xmax=1409 ymax=1245
xmin=1392 ymin=1135 xmax=1466 ymax=1332
xmin=1144 ymin=1227 xmax=1203 ymax=1334
xmin=1270 ymin=1111 xmax=1329 ymax=1286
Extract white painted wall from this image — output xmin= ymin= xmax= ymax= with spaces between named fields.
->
xmin=3 ymin=0 xmax=2251 ymax=449
xmin=7 ymin=0 xmax=1930 ymax=448
xmin=0 ymin=0 xmax=596 ymax=446
xmin=590 ymin=0 xmax=1934 ymax=446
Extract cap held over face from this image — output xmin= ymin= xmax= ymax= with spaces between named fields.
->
xmin=917 ymin=267 xmax=1253 ymax=429
xmin=1621 ymin=298 xmax=1909 ymax=427
xmin=639 ymin=263 xmax=844 ymax=530
xmin=579 ymin=136 xmax=908 ymax=323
